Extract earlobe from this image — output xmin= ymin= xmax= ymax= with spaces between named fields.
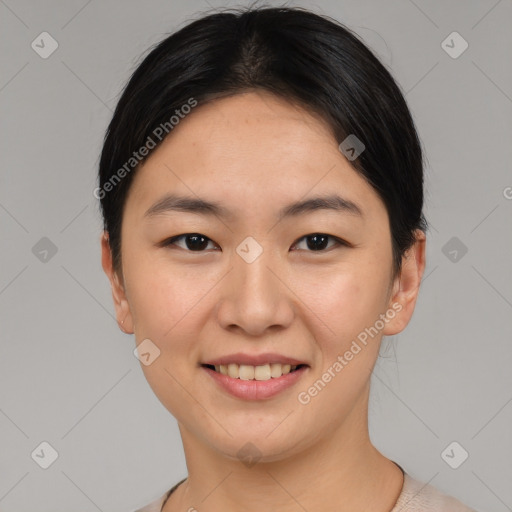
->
xmin=100 ymin=231 xmax=134 ymax=334
xmin=383 ymin=230 xmax=426 ymax=336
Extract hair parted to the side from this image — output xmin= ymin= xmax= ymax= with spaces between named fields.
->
xmin=98 ymin=3 xmax=427 ymax=278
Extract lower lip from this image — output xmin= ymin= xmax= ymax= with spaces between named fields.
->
xmin=202 ymin=366 xmax=308 ymax=400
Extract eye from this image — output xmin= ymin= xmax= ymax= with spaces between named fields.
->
xmin=161 ymin=232 xmax=348 ymax=253
xmin=292 ymin=233 xmax=346 ymax=252
xmin=162 ymin=233 xmax=218 ymax=252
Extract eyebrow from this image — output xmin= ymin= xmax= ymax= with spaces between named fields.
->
xmin=143 ymin=193 xmax=363 ymax=221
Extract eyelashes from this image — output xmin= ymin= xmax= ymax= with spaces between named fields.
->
xmin=163 ymin=233 xmax=216 ymax=251
xmin=161 ymin=233 xmax=350 ymax=253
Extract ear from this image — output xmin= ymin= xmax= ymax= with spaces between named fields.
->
xmin=383 ymin=229 xmax=426 ymax=335
xmin=100 ymin=231 xmax=134 ymax=334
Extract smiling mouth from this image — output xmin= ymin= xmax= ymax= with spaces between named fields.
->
xmin=201 ymin=363 xmax=307 ymax=381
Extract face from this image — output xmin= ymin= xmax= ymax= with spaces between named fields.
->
xmin=102 ymin=90 xmax=425 ymax=462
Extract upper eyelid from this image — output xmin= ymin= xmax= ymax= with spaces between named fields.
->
xmin=162 ymin=234 xmax=218 ymax=251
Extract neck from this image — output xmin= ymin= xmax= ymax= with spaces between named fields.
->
xmin=164 ymin=391 xmax=404 ymax=512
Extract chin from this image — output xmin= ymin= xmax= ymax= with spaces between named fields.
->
xmin=189 ymin=420 xmax=314 ymax=465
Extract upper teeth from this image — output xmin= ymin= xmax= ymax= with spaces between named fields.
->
xmin=214 ymin=363 xmax=298 ymax=381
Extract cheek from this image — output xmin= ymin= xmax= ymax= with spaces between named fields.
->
xmin=126 ymin=258 xmax=210 ymax=413
xmin=124 ymin=250 xmax=210 ymax=340
xmin=296 ymin=262 xmax=391 ymax=349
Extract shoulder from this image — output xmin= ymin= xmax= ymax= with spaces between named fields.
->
xmin=131 ymin=493 xmax=168 ymax=512
xmin=131 ymin=478 xmax=185 ymax=512
xmin=131 ymin=491 xmax=169 ymax=512
xmin=391 ymin=473 xmax=478 ymax=512
xmin=132 ymin=474 xmax=478 ymax=512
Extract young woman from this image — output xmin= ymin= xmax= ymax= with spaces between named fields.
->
xmin=98 ymin=6 xmax=478 ymax=511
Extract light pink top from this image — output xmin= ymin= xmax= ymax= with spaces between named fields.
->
xmin=132 ymin=472 xmax=477 ymax=511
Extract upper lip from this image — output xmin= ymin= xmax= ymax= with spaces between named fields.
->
xmin=202 ymin=352 xmax=308 ymax=367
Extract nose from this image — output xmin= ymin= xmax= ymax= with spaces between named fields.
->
xmin=215 ymin=246 xmax=295 ymax=337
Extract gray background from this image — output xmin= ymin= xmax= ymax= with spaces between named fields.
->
xmin=1 ymin=0 xmax=511 ymax=510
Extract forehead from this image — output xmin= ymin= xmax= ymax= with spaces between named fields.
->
xmin=165 ymin=91 xmax=338 ymax=172
xmin=123 ymin=91 xmax=386 ymax=223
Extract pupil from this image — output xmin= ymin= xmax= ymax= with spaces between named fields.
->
xmin=186 ymin=234 xmax=209 ymax=251
xmin=307 ymin=234 xmax=328 ymax=251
